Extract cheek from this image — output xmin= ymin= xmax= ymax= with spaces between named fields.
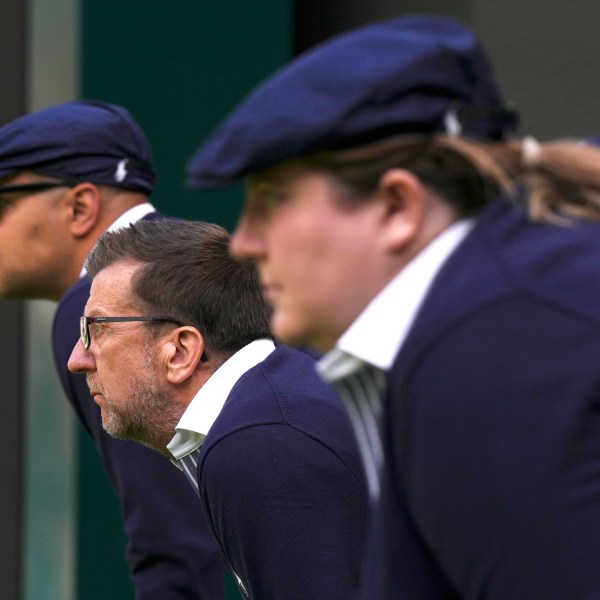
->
xmin=94 ymin=354 xmax=121 ymax=389
xmin=0 ymin=229 xmax=37 ymax=286
xmin=291 ymin=228 xmax=362 ymax=286
xmin=0 ymin=223 xmax=23 ymax=254
xmin=5 ymin=221 xmax=52 ymax=266
xmin=272 ymin=211 xmax=335 ymax=265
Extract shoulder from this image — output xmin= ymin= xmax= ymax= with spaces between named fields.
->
xmin=141 ymin=210 xmax=164 ymax=222
xmin=257 ymin=344 xmax=340 ymax=400
xmin=395 ymin=198 xmax=600 ymax=376
xmin=225 ymin=344 xmax=349 ymax=426
xmin=200 ymin=420 xmax=365 ymax=499
xmin=202 ymin=345 xmax=363 ymax=482
xmin=474 ymin=196 xmax=600 ymax=307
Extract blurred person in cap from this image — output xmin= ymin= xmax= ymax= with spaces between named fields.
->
xmin=186 ymin=14 xmax=600 ymax=600
xmin=67 ymin=218 xmax=368 ymax=600
xmin=0 ymin=100 xmax=224 ymax=599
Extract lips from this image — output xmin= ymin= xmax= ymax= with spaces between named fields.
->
xmin=86 ymin=376 xmax=103 ymax=401
xmin=90 ymin=393 xmax=104 ymax=406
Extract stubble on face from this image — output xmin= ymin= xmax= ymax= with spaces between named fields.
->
xmin=88 ymin=339 xmax=183 ymax=455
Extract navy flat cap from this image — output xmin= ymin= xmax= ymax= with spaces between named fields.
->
xmin=187 ymin=14 xmax=517 ymax=189
xmin=0 ymin=100 xmax=156 ymax=194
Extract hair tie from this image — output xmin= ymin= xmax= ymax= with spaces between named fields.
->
xmin=521 ymin=136 xmax=542 ymax=169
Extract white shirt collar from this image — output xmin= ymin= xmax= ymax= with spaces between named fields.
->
xmin=319 ymin=218 xmax=474 ymax=379
xmin=79 ymin=202 xmax=156 ymax=277
xmin=167 ymin=339 xmax=276 ymax=460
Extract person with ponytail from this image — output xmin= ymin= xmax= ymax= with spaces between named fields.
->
xmin=186 ymin=15 xmax=600 ymax=600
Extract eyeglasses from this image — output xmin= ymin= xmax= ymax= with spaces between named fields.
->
xmin=80 ymin=316 xmax=184 ymax=350
xmin=79 ymin=315 xmax=209 ymax=362
xmin=0 ymin=181 xmax=76 ymax=211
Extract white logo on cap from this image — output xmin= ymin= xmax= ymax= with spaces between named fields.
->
xmin=115 ymin=158 xmax=129 ymax=182
xmin=443 ymin=108 xmax=462 ymax=137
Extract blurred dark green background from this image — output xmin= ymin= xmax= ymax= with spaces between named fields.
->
xmin=82 ymin=0 xmax=293 ymax=230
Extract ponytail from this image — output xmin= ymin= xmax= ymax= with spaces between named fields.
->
xmin=476 ymin=137 xmax=600 ymax=222
xmin=303 ymin=134 xmax=600 ymax=224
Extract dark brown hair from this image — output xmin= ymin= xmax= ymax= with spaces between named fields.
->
xmin=86 ymin=219 xmax=273 ymax=358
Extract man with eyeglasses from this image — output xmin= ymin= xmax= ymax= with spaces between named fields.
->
xmin=67 ymin=218 xmax=368 ymax=600
xmin=0 ymin=101 xmax=224 ymax=599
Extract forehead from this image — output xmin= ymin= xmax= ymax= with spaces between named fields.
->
xmin=245 ymin=160 xmax=355 ymax=209
xmin=86 ymin=260 xmax=143 ymax=314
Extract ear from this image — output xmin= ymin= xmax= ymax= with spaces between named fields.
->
xmin=67 ymin=182 xmax=102 ymax=238
xmin=376 ymin=169 xmax=427 ymax=253
xmin=162 ymin=327 xmax=206 ymax=385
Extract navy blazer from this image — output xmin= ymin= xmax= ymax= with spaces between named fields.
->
xmin=52 ymin=212 xmax=224 ymax=599
xmin=197 ymin=344 xmax=368 ymax=600
xmin=364 ymin=196 xmax=600 ymax=599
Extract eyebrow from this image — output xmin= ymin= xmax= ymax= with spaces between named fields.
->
xmin=247 ymin=161 xmax=306 ymax=190
xmin=246 ymin=179 xmax=280 ymax=196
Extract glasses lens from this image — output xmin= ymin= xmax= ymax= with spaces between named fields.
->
xmin=80 ymin=316 xmax=90 ymax=350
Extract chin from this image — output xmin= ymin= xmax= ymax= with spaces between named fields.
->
xmin=101 ymin=411 xmax=128 ymax=440
xmin=102 ymin=417 xmax=122 ymax=439
xmin=271 ymin=314 xmax=328 ymax=353
xmin=271 ymin=313 xmax=303 ymax=345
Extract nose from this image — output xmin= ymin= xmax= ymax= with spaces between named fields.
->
xmin=230 ymin=211 xmax=266 ymax=261
xmin=68 ymin=338 xmax=96 ymax=374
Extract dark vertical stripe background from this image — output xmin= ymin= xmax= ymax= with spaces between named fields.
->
xmin=0 ymin=0 xmax=26 ymax=598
